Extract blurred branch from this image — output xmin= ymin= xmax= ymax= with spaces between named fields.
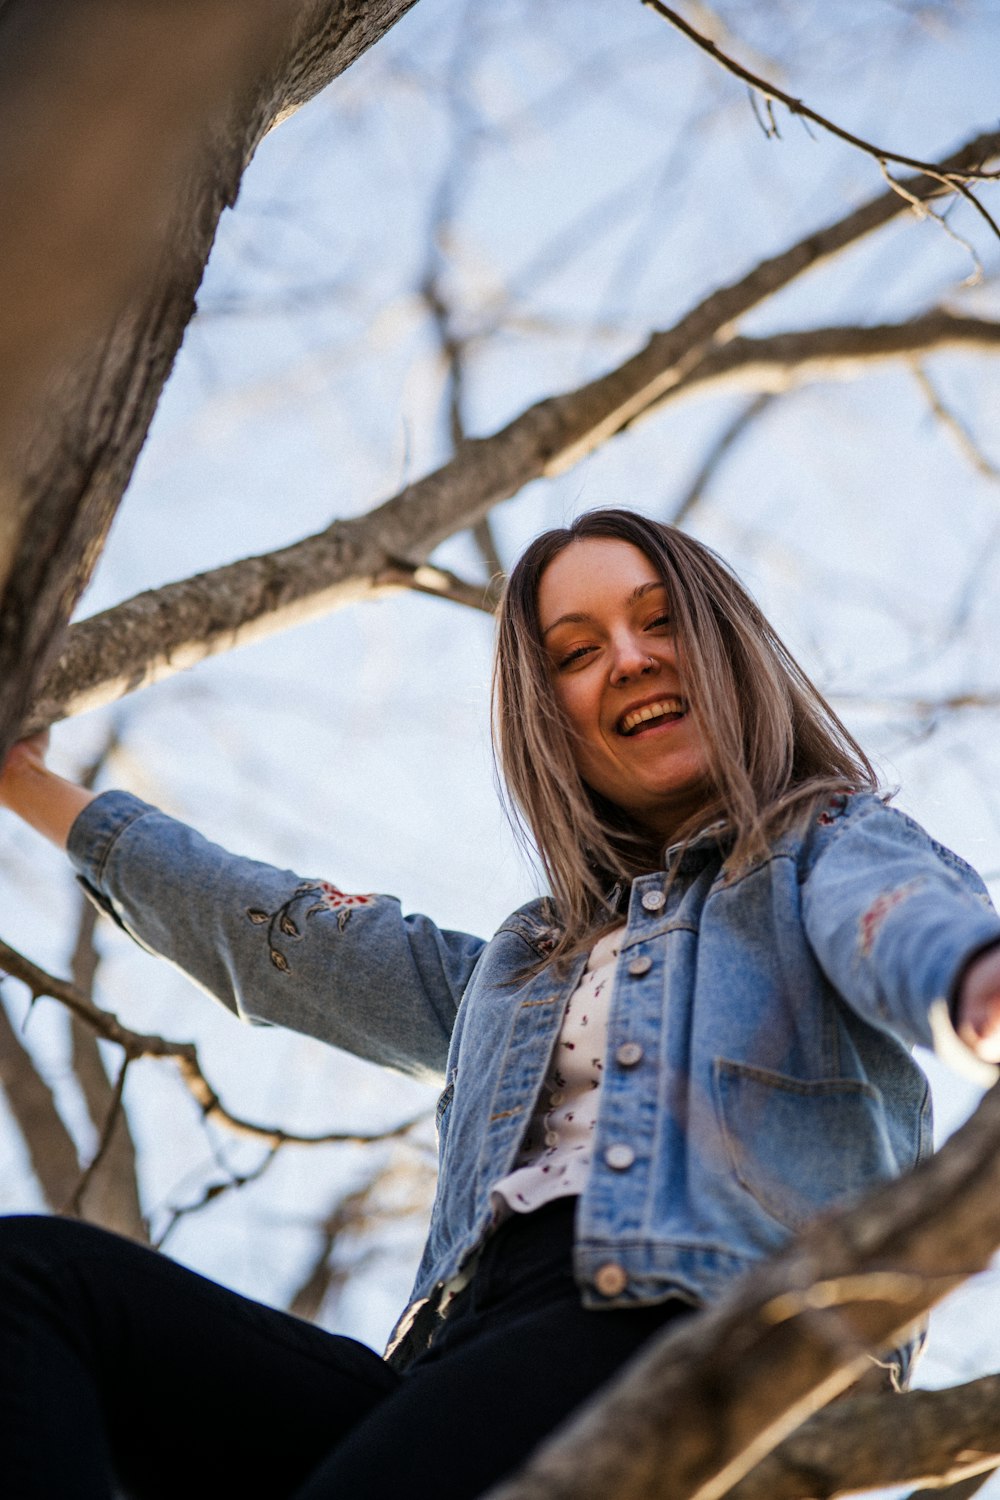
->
xmin=725 ymin=1373 xmax=1000 ymax=1500
xmin=24 ymin=130 xmax=1000 ymax=732
xmin=670 ymin=393 xmax=777 ymax=525
xmin=64 ymin=1055 xmax=130 ymax=1217
xmin=0 ymin=937 xmax=429 ymax=1149
xmin=65 ymin=723 xmax=147 ymax=1237
xmin=288 ymin=1151 xmax=435 ymax=1321
xmin=153 ymin=1144 xmax=280 ymax=1250
xmin=644 ymin=1 xmax=1000 ymax=242
xmin=0 ymin=988 xmax=82 ymax=1209
xmin=913 ymin=365 xmax=1000 ymax=482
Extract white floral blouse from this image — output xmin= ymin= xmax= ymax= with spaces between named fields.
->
xmin=491 ymin=924 xmax=625 ymax=1219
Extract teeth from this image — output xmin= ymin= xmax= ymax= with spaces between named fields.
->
xmin=620 ymin=699 xmax=686 ymax=735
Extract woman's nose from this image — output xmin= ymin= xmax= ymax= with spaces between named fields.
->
xmin=610 ymin=634 xmax=657 ymax=685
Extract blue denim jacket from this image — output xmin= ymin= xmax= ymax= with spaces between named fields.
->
xmin=68 ymin=788 xmax=1000 ymax=1377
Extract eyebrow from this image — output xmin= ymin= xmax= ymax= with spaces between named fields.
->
xmin=541 ymin=579 xmax=667 ymax=639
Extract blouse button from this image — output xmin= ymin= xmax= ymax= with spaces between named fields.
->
xmin=641 ymin=890 xmax=666 ymax=912
xmin=549 ymin=1091 xmax=565 ymax=1107
xmin=605 ymin=1143 xmax=635 ymax=1171
xmin=627 ymin=955 xmax=652 ymax=976
xmin=616 ymin=1042 xmax=643 ymax=1068
xmin=593 ymin=1262 xmax=628 ymax=1297
xmin=545 ymin=1131 xmax=559 ymax=1148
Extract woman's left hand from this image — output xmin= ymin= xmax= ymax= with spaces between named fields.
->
xmin=956 ymin=944 xmax=1000 ymax=1062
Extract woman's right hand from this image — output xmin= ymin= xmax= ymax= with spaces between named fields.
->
xmin=0 ymin=731 xmax=97 ymax=847
xmin=0 ymin=732 xmax=51 ymax=808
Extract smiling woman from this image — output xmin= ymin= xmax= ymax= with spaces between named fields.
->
xmin=538 ymin=537 xmax=711 ymax=836
xmin=493 ymin=508 xmax=883 ymax=966
xmin=3 ymin=509 xmax=1000 ymax=1499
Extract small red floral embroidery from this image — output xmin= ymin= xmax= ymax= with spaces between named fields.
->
xmin=246 ymin=880 xmax=377 ymax=973
xmin=858 ymin=881 xmax=922 ymax=958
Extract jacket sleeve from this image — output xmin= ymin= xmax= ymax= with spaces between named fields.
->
xmin=800 ymin=794 xmax=1000 ymax=1054
xmin=67 ymin=790 xmax=487 ymax=1082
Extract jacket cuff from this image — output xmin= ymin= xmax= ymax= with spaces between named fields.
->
xmin=66 ymin=790 xmax=157 ymax=929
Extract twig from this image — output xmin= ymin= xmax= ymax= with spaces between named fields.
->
xmin=643 ymin=1 xmax=1000 ymax=242
xmin=0 ymin=937 xmax=430 ymax=1148
xmin=670 ymin=393 xmax=776 ymax=525
xmin=913 ymin=365 xmax=1000 ymax=481
xmin=377 ymin=558 xmax=497 ymax=614
xmin=153 ymin=1144 xmax=281 ymax=1249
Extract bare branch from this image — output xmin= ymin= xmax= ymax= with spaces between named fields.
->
xmin=727 ymin=1374 xmax=1000 ymax=1500
xmin=483 ymin=1079 xmax=1000 ymax=1500
xmin=64 ymin=1055 xmax=130 ymax=1217
xmin=153 ymin=1144 xmax=280 ymax=1251
xmin=670 ymin=393 xmax=777 ymax=525
xmin=643 ymin=1 xmax=1000 ymax=243
xmin=913 ymin=365 xmax=1000 ymax=482
xmin=23 ymin=138 xmax=1000 ymax=734
xmin=0 ymin=988 xmax=81 ymax=1210
xmin=0 ymin=937 xmax=430 ymax=1149
xmin=288 ymin=1152 xmax=435 ymax=1321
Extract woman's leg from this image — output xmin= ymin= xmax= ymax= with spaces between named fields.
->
xmin=0 ymin=1215 xmax=399 ymax=1500
xmin=293 ymin=1199 xmax=691 ymax=1500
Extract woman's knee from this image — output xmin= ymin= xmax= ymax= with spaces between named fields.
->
xmin=0 ymin=1212 xmax=127 ymax=1277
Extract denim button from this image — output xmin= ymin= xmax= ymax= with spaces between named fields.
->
xmin=616 ymin=1042 xmax=643 ymax=1068
xmin=605 ymin=1143 xmax=635 ymax=1170
xmin=627 ymin=955 xmax=652 ymax=976
xmin=594 ymin=1262 xmax=628 ymax=1297
xmin=641 ymin=890 xmax=666 ymax=912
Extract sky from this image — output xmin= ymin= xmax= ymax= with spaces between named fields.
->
xmin=3 ymin=1 xmax=1000 ymax=1484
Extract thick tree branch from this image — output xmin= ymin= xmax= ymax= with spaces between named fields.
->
xmin=24 ymin=148 xmax=1000 ymax=732
xmin=727 ymin=1374 xmax=1000 ymax=1500
xmin=0 ymin=937 xmax=428 ymax=1149
xmin=485 ymin=1079 xmax=1000 ymax=1500
xmin=0 ymin=0 xmax=417 ymax=766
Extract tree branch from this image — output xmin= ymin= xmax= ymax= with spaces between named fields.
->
xmin=0 ymin=0 xmax=418 ymax=766
xmin=670 ymin=393 xmax=777 ymax=525
xmin=643 ymin=2 xmax=1000 ymax=242
xmin=0 ymin=937 xmax=429 ymax=1149
xmin=484 ymin=1078 xmax=1000 ymax=1500
xmin=23 ymin=142 xmax=1000 ymax=732
xmin=0 ymin=988 xmax=82 ymax=1210
xmin=913 ymin=365 xmax=1000 ymax=482
xmin=727 ymin=1374 xmax=1000 ymax=1500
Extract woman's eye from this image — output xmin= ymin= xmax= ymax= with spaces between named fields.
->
xmin=646 ymin=613 xmax=673 ymax=632
xmin=556 ymin=645 xmax=595 ymax=670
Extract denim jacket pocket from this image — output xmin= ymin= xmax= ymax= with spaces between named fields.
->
xmin=714 ymin=1060 xmax=895 ymax=1232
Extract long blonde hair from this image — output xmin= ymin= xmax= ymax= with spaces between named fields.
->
xmin=492 ymin=509 xmax=877 ymax=964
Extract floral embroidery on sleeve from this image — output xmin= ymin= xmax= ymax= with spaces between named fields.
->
xmin=246 ymin=881 xmax=376 ymax=973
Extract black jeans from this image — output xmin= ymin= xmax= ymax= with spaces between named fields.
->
xmin=0 ymin=1200 xmax=690 ymax=1499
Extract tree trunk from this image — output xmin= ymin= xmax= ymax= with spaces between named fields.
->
xmin=0 ymin=0 xmax=417 ymax=765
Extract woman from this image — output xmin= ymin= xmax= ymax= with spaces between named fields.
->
xmin=2 ymin=508 xmax=1000 ymax=1500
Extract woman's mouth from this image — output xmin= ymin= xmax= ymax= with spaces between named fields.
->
xmin=618 ymin=697 xmax=688 ymax=736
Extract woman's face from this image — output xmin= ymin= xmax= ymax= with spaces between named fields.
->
xmin=537 ymin=537 xmax=711 ymax=839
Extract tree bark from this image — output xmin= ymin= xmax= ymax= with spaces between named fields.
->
xmin=727 ymin=1374 xmax=1000 ymax=1500
xmin=0 ymin=0 xmax=417 ymax=765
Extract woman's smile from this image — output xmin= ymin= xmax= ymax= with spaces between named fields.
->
xmin=537 ymin=536 xmax=711 ymax=838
